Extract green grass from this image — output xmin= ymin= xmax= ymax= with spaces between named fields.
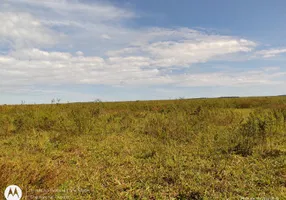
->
xmin=0 ymin=97 xmax=286 ymax=199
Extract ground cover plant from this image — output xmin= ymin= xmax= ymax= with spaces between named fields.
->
xmin=0 ymin=96 xmax=285 ymax=199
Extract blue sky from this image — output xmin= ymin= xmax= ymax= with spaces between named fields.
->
xmin=0 ymin=0 xmax=286 ymax=104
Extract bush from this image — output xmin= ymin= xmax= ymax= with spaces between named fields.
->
xmin=233 ymin=109 xmax=285 ymax=156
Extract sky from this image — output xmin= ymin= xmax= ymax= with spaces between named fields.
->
xmin=0 ymin=0 xmax=286 ymax=104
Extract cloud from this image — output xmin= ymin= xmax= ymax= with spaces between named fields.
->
xmin=3 ymin=0 xmax=134 ymax=27
xmin=76 ymin=51 xmax=84 ymax=56
xmin=106 ymin=29 xmax=256 ymax=68
xmin=0 ymin=0 xmax=136 ymax=54
xmin=144 ymin=39 xmax=255 ymax=67
xmin=256 ymin=48 xmax=286 ymax=58
xmin=0 ymin=12 xmax=58 ymax=49
xmin=1 ymin=48 xmax=285 ymax=94
xmin=101 ymin=34 xmax=111 ymax=40
xmin=0 ymin=0 xmax=285 ymax=100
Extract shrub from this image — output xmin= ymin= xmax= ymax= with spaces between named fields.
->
xmin=233 ymin=109 xmax=284 ymax=156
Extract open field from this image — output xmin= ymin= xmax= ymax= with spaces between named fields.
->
xmin=0 ymin=97 xmax=286 ymax=199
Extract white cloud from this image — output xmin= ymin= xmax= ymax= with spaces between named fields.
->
xmin=105 ymin=30 xmax=256 ymax=67
xmin=256 ymin=48 xmax=286 ymax=58
xmin=101 ymin=34 xmax=111 ymax=40
xmin=145 ymin=39 xmax=255 ymax=67
xmin=5 ymin=0 xmax=134 ymax=22
xmin=76 ymin=51 xmax=84 ymax=56
xmin=1 ymin=0 xmax=285 ymax=99
xmin=1 ymin=48 xmax=285 ymax=93
xmin=10 ymin=48 xmax=71 ymax=61
xmin=0 ymin=0 xmax=136 ymax=54
xmin=262 ymin=66 xmax=281 ymax=71
xmin=0 ymin=12 xmax=58 ymax=48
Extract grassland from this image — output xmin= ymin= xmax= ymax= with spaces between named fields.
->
xmin=0 ymin=96 xmax=286 ymax=199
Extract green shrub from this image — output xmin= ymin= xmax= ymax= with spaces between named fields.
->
xmin=233 ymin=109 xmax=285 ymax=156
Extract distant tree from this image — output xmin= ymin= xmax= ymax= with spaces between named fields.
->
xmin=94 ymin=98 xmax=102 ymax=103
xmin=21 ymin=100 xmax=25 ymax=105
xmin=51 ymin=98 xmax=55 ymax=104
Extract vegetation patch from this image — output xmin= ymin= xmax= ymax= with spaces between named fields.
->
xmin=0 ymin=96 xmax=285 ymax=199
